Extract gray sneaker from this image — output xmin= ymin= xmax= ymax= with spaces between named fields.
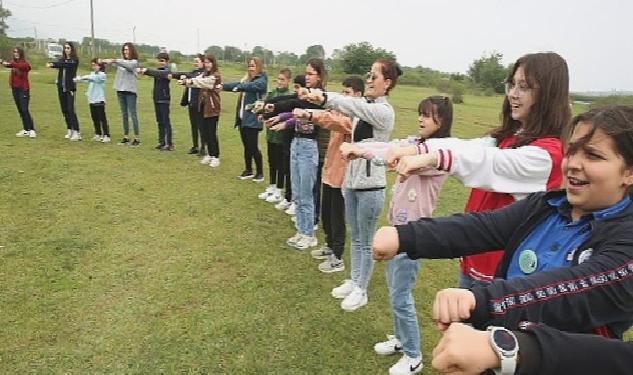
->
xmin=318 ymin=255 xmax=345 ymax=273
xmin=311 ymin=244 xmax=333 ymax=260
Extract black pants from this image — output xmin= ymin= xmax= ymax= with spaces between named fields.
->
xmin=282 ymin=135 xmax=293 ymax=201
xmin=313 ymin=161 xmax=323 ymax=225
xmin=188 ymin=104 xmax=203 ymax=150
xmin=322 ymin=184 xmax=346 ymax=259
xmin=57 ymin=88 xmax=79 ymax=131
xmin=12 ymin=88 xmax=34 ymax=131
xmin=200 ymin=116 xmax=220 ymax=157
xmin=155 ymin=102 xmax=172 ymax=145
xmin=267 ymin=142 xmax=285 ymax=188
xmin=89 ymin=103 xmax=109 ymax=136
xmin=239 ymin=127 xmax=263 ymax=174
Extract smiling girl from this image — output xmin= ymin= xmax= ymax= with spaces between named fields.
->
xmin=303 ymin=58 xmax=402 ymax=311
xmin=373 ymin=105 xmax=633 ymax=341
xmin=387 ymin=52 xmax=569 ymax=290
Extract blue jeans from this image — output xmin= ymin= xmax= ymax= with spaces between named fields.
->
xmin=386 ymin=253 xmax=421 ymax=358
xmin=117 ymin=91 xmax=139 ymax=137
xmin=344 ymin=188 xmax=385 ymax=291
xmin=290 ymin=137 xmax=318 ymax=236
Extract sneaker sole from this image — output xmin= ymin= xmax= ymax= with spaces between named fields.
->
xmin=311 ymin=252 xmax=333 ymax=260
xmin=342 ymin=299 xmax=367 ymax=312
xmin=319 ymin=264 xmax=345 ymax=273
xmin=238 ymin=176 xmax=254 ymax=180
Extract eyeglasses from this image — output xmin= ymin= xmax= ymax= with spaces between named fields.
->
xmin=505 ymin=81 xmax=532 ymax=97
xmin=366 ymin=72 xmax=378 ymax=81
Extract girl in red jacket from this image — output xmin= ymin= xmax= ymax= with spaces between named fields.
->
xmin=1 ymin=47 xmax=36 ymax=138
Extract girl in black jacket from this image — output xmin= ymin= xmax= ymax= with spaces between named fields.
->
xmin=47 ymin=42 xmax=80 ymax=140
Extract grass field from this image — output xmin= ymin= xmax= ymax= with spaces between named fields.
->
xmin=0 ymin=63 xmax=596 ymax=374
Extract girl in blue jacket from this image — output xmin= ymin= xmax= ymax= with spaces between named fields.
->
xmin=223 ymin=57 xmax=268 ymax=181
xmin=75 ymin=58 xmax=110 ymax=143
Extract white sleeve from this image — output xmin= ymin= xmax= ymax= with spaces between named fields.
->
xmin=189 ymin=75 xmax=216 ymax=89
xmin=424 ymin=136 xmax=497 ymax=152
xmin=325 ymin=93 xmax=394 ymax=131
xmin=441 ymin=145 xmax=553 ymax=194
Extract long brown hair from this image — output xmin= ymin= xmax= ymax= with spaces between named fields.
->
xmin=203 ymin=54 xmax=218 ymax=76
xmin=13 ymin=46 xmax=25 ymax=61
xmin=306 ymin=58 xmax=326 ymax=89
xmin=121 ymin=42 xmax=139 ymax=60
xmin=491 ymin=52 xmax=571 ymax=147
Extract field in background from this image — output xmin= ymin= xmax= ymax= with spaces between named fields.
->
xmin=1 ymin=65 xmax=606 ymax=374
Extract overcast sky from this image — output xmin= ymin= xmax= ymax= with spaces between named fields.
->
xmin=5 ymin=0 xmax=633 ymax=92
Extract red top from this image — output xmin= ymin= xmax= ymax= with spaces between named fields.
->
xmin=6 ymin=60 xmax=31 ymax=90
xmin=460 ymin=136 xmax=563 ymax=281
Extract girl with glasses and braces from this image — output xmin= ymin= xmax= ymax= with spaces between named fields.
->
xmin=387 ymin=52 xmax=570 ymax=294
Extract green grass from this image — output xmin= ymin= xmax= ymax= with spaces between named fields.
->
xmin=0 ymin=67 xmax=599 ymax=374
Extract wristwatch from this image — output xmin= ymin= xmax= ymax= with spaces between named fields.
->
xmin=487 ymin=326 xmax=519 ymax=375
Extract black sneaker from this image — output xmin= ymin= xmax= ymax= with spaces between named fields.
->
xmin=253 ymin=173 xmax=264 ymax=183
xmin=155 ymin=143 xmax=165 ymax=150
xmin=238 ymin=171 xmax=254 ymax=180
xmin=188 ymin=147 xmax=199 ymax=155
xmin=118 ymin=137 xmax=130 ymax=145
xmin=131 ymin=139 xmax=140 ymax=147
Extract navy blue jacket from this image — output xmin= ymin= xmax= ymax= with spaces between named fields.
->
xmin=51 ymin=58 xmax=78 ymax=92
xmin=143 ymin=67 xmax=171 ymax=103
xmin=223 ymin=72 xmax=267 ymax=129
xmin=396 ymin=190 xmax=633 ymax=339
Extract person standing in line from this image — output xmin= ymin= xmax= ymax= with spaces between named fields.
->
xmin=47 ymin=42 xmax=80 ymax=141
xmin=139 ymin=52 xmax=174 ymax=151
xmin=75 ymin=58 xmax=110 ymax=143
xmin=1 ymin=47 xmax=36 ymax=138
xmin=101 ymin=42 xmax=141 ymax=146
xmin=222 ymin=57 xmax=268 ymax=181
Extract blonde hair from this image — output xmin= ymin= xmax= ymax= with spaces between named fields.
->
xmin=241 ymin=57 xmax=265 ymax=82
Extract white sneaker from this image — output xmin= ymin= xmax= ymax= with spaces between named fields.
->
xmin=374 ymin=334 xmax=403 ymax=355
xmin=389 ymin=354 xmax=423 ymax=375
xmin=341 ymin=286 xmax=367 ymax=312
xmin=285 ymin=202 xmax=296 ymax=215
xmin=200 ymin=155 xmax=212 ymax=165
xmin=16 ymin=130 xmax=28 ymax=137
xmin=209 ymin=157 xmax=220 ymax=168
xmin=92 ymin=134 xmax=101 ymax=141
xmin=101 ymin=136 xmax=111 ymax=143
xmin=294 ymin=235 xmax=317 ymax=250
xmin=331 ymin=279 xmax=355 ymax=299
xmin=28 ymin=130 xmax=37 ymax=138
xmin=69 ymin=131 xmax=82 ymax=141
xmin=265 ymin=190 xmax=282 ymax=203
xmin=286 ymin=233 xmax=303 ymax=246
xmin=275 ymin=199 xmax=291 ymax=210
xmin=64 ymin=129 xmax=72 ymax=139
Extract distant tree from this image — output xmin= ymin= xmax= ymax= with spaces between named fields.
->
xmin=468 ymin=52 xmax=508 ymax=94
xmin=0 ymin=3 xmax=11 ymax=36
xmin=205 ymin=45 xmax=224 ymax=60
xmin=275 ymin=51 xmax=299 ymax=67
xmin=337 ymin=41 xmax=396 ymax=74
xmin=300 ymin=44 xmax=325 ymax=63
xmin=223 ymin=45 xmax=242 ymax=62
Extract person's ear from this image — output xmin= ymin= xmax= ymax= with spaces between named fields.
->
xmin=384 ymin=78 xmax=392 ymax=90
xmin=622 ymin=166 xmax=633 ymax=187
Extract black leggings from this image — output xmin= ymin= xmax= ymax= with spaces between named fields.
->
xmin=239 ymin=127 xmax=262 ymax=174
xmin=89 ymin=103 xmax=109 ymax=136
xmin=57 ymin=88 xmax=79 ymax=131
xmin=200 ymin=116 xmax=220 ymax=157
xmin=267 ymin=142 xmax=285 ymax=187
